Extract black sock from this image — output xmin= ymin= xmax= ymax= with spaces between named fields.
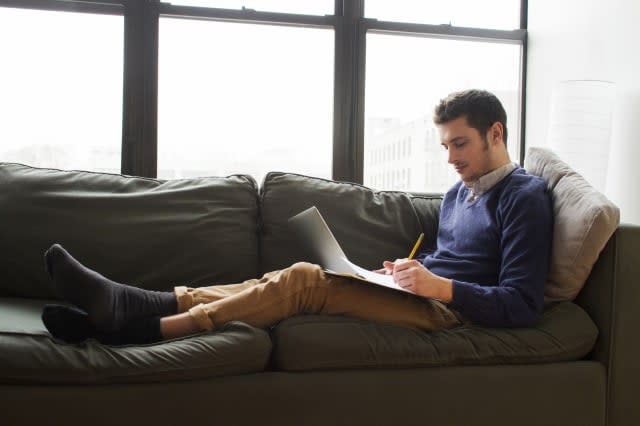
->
xmin=96 ymin=316 xmax=164 ymax=346
xmin=42 ymin=304 xmax=97 ymax=344
xmin=43 ymin=304 xmax=164 ymax=346
xmin=44 ymin=244 xmax=178 ymax=332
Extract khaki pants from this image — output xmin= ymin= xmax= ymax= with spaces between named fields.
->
xmin=175 ymin=262 xmax=461 ymax=332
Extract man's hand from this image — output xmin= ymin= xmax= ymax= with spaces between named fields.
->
xmin=372 ymin=265 xmax=393 ymax=275
xmin=381 ymin=259 xmax=453 ymax=302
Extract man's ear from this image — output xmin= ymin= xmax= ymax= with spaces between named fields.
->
xmin=489 ymin=122 xmax=504 ymax=146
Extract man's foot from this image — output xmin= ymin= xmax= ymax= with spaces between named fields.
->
xmin=42 ymin=304 xmax=164 ymax=345
xmin=44 ymin=244 xmax=177 ymax=332
xmin=42 ymin=304 xmax=96 ymax=343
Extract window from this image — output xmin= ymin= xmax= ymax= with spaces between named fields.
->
xmin=365 ymin=0 xmax=520 ymax=30
xmin=1 ymin=1 xmax=526 ymax=192
xmin=364 ymin=33 xmax=522 ymax=192
xmin=166 ymin=0 xmax=333 ymax=16
xmin=0 ymin=6 xmax=123 ymax=173
xmin=157 ymin=18 xmax=334 ymax=182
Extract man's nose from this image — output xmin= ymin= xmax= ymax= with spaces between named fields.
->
xmin=447 ymin=149 xmax=456 ymax=164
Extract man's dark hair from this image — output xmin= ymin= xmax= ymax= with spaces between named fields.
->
xmin=433 ymin=89 xmax=508 ymax=145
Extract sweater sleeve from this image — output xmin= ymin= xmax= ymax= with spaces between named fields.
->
xmin=447 ymin=182 xmax=553 ymax=327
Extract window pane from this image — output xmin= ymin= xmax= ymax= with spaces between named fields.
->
xmin=165 ymin=0 xmax=334 ymax=16
xmin=158 ymin=19 xmax=334 ymax=182
xmin=364 ymin=33 xmax=522 ymax=193
xmin=366 ymin=0 xmax=520 ymax=30
xmin=0 ymin=8 xmax=123 ymax=173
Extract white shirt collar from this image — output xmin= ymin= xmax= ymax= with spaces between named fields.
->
xmin=465 ymin=162 xmax=517 ymax=202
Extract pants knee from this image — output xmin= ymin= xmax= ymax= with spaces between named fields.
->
xmin=284 ymin=262 xmax=326 ymax=288
xmin=288 ymin=261 xmax=323 ymax=276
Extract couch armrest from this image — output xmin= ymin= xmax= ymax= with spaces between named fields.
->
xmin=575 ymin=224 xmax=640 ymax=426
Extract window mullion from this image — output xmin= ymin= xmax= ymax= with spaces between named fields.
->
xmin=122 ymin=0 xmax=159 ymax=177
xmin=519 ymin=0 xmax=528 ymax=164
xmin=332 ymin=0 xmax=364 ymax=183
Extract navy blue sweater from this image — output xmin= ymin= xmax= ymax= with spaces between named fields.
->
xmin=422 ymin=167 xmax=553 ymax=327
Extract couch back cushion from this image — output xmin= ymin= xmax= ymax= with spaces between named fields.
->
xmin=259 ymin=172 xmax=441 ymax=274
xmin=0 ymin=163 xmax=260 ymax=298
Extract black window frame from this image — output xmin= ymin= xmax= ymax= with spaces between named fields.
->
xmin=0 ymin=0 xmax=528 ymax=182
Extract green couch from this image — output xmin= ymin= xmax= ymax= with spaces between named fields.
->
xmin=0 ymin=162 xmax=637 ymax=426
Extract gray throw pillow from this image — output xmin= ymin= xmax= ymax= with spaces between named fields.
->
xmin=524 ymin=147 xmax=620 ymax=301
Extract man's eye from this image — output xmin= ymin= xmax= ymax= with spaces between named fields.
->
xmin=441 ymin=145 xmax=449 ymax=151
xmin=454 ymin=142 xmax=466 ymax=149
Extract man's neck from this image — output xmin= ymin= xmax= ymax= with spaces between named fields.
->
xmin=464 ymin=162 xmax=517 ymax=201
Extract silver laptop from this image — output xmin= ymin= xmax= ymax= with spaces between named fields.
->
xmin=288 ymin=206 xmax=351 ymax=273
xmin=288 ymin=206 xmax=402 ymax=291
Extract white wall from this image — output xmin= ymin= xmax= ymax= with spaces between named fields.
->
xmin=526 ymin=0 xmax=640 ymax=224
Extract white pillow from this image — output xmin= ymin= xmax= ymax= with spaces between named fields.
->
xmin=524 ymin=147 xmax=620 ymax=301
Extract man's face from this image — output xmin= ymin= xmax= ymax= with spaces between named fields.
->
xmin=437 ymin=116 xmax=501 ymax=184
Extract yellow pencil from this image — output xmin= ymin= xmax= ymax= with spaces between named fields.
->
xmin=407 ymin=232 xmax=424 ymax=260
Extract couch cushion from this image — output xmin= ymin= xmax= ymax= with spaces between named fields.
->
xmin=259 ymin=172 xmax=436 ymax=273
xmin=0 ymin=298 xmax=272 ymax=384
xmin=524 ymin=148 xmax=620 ymax=301
xmin=272 ymin=301 xmax=598 ymax=371
xmin=0 ymin=162 xmax=260 ymax=298
xmin=408 ymin=193 xmax=442 ymax=254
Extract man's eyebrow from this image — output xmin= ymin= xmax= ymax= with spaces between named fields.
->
xmin=442 ymin=136 xmax=468 ymax=145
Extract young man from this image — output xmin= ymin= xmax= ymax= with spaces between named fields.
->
xmin=42 ymin=89 xmax=553 ymax=345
